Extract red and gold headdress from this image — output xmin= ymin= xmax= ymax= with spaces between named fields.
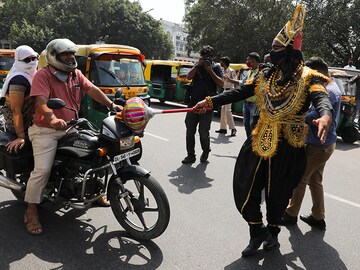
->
xmin=273 ymin=4 xmax=306 ymax=50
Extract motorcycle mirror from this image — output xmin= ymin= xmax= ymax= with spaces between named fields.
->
xmin=47 ymin=98 xmax=66 ymax=110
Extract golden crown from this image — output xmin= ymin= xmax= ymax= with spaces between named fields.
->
xmin=273 ymin=4 xmax=306 ymax=47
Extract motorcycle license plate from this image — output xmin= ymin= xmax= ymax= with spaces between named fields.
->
xmin=113 ymin=148 xmax=141 ymax=163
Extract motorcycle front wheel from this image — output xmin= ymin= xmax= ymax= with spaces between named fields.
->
xmin=108 ymin=174 xmax=170 ymax=240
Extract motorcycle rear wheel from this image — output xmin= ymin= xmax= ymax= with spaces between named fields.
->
xmin=108 ymin=174 xmax=170 ymax=240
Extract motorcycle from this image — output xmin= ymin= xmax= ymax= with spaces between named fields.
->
xmin=336 ymin=95 xmax=360 ymax=143
xmin=0 ymin=98 xmax=170 ymax=240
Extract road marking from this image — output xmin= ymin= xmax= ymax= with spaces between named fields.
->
xmin=144 ymin=132 xmax=169 ymax=142
xmin=325 ymin=193 xmax=360 ymax=208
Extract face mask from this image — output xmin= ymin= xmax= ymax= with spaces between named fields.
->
xmin=23 ymin=60 xmax=38 ymax=70
xmin=270 ymin=50 xmax=286 ymax=65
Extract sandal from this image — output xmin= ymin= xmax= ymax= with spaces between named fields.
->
xmin=97 ymin=195 xmax=111 ymax=207
xmin=24 ymin=214 xmax=43 ymax=236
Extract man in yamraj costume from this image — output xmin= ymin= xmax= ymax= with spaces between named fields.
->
xmin=194 ymin=4 xmax=333 ymax=257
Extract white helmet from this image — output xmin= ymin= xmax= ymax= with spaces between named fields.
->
xmin=45 ymin=38 xmax=78 ymax=72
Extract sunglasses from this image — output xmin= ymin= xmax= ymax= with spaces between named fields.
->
xmin=21 ymin=56 xmax=38 ymax=63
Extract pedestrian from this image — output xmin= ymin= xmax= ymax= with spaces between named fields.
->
xmin=24 ymin=38 xmax=122 ymax=235
xmin=281 ymin=57 xmax=342 ymax=230
xmin=242 ymin=52 xmax=260 ymax=137
xmin=182 ymin=45 xmax=224 ymax=164
xmin=224 ymin=53 xmax=260 ymax=137
xmin=343 ymin=58 xmax=356 ymax=70
xmin=194 ymin=4 xmax=333 ymax=257
xmin=216 ymin=56 xmax=237 ymax=136
xmin=0 ymin=45 xmax=38 ymax=154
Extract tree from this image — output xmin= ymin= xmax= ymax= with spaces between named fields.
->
xmin=0 ymin=0 xmax=172 ymax=59
xmin=184 ymin=0 xmax=293 ymax=62
xmin=184 ymin=0 xmax=359 ymax=67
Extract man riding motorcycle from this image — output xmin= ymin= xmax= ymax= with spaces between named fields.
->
xmin=24 ymin=38 xmax=121 ymax=235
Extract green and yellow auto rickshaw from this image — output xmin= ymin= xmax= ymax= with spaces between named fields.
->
xmin=39 ymin=44 xmax=150 ymax=127
xmin=144 ymin=60 xmax=193 ymax=103
xmin=0 ymin=49 xmax=15 ymax=92
xmin=229 ymin=63 xmax=248 ymax=115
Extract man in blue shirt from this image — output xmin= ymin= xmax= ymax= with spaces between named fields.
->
xmin=281 ymin=57 xmax=341 ymax=230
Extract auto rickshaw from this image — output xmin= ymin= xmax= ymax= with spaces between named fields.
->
xmin=38 ymin=44 xmax=150 ymax=127
xmin=329 ymin=67 xmax=360 ymax=143
xmin=228 ymin=63 xmax=248 ymax=115
xmin=144 ymin=60 xmax=193 ymax=103
xmin=0 ymin=49 xmax=15 ymax=92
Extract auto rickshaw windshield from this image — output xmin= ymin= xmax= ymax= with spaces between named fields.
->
xmin=178 ymin=66 xmax=192 ymax=78
xmin=0 ymin=56 xmax=15 ymax=72
xmin=89 ymin=55 xmax=146 ymax=87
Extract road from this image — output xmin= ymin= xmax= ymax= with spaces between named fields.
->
xmin=0 ymin=100 xmax=359 ymax=270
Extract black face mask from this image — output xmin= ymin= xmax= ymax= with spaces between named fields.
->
xmin=270 ymin=50 xmax=286 ymax=65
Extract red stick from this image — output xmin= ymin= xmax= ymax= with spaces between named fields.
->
xmin=159 ymin=107 xmax=213 ymax=114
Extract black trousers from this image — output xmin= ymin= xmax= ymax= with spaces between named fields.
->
xmin=184 ymin=110 xmax=213 ymax=156
xmin=233 ymin=137 xmax=306 ymax=225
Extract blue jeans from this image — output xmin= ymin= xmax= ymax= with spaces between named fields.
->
xmin=243 ymin=102 xmax=255 ymax=137
xmin=185 ymin=110 xmax=213 ymax=156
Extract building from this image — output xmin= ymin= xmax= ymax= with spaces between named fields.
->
xmin=160 ymin=19 xmax=199 ymax=63
xmin=0 ymin=39 xmax=12 ymax=49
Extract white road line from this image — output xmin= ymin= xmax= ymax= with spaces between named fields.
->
xmin=325 ymin=193 xmax=360 ymax=208
xmin=144 ymin=132 xmax=169 ymax=142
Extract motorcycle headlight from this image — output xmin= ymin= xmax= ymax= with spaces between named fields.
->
xmin=120 ymin=135 xmax=135 ymax=150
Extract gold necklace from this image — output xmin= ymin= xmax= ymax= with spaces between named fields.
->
xmin=265 ymin=62 xmax=303 ymax=99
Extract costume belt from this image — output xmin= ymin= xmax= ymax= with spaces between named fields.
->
xmin=251 ymin=115 xmax=308 ymax=159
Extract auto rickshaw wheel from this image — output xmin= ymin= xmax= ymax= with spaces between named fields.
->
xmin=341 ymin=126 xmax=359 ymax=143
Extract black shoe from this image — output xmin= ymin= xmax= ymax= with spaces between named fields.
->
xmin=280 ymin=212 xmax=298 ymax=226
xmin=230 ymin=129 xmax=237 ymax=136
xmin=242 ymin=233 xmax=268 ymax=257
xmin=182 ymin=155 xmax=196 ymax=164
xmin=300 ymin=214 xmax=326 ymax=230
xmin=263 ymin=234 xmax=279 ymax=250
xmin=200 ymin=151 xmax=210 ymax=163
xmin=215 ymin=129 xmax=227 ymax=134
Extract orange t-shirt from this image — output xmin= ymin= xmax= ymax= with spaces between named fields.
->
xmin=30 ymin=66 xmax=93 ymax=127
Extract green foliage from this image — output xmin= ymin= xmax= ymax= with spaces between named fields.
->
xmin=185 ymin=0 xmax=293 ymax=62
xmin=0 ymin=0 xmax=172 ymax=59
xmin=185 ymin=0 xmax=359 ymax=67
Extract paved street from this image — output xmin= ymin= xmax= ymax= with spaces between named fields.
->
xmin=0 ymin=100 xmax=359 ymax=270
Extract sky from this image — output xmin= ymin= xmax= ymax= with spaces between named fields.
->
xmin=135 ymin=0 xmax=185 ymax=24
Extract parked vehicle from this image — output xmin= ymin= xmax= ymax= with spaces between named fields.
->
xmin=0 ymin=49 xmax=15 ymax=93
xmin=0 ymin=97 xmax=170 ymax=240
xmin=228 ymin=63 xmax=249 ymax=115
xmin=144 ymin=60 xmax=193 ymax=103
xmin=330 ymin=67 xmax=360 ymax=143
xmin=38 ymin=44 xmax=150 ymax=127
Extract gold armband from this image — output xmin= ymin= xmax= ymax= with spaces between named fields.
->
xmin=205 ymin=96 xmax=213 ymax=108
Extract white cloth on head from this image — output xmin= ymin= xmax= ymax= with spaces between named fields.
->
xmin=1 ymin=45 xmax=38 ymax=97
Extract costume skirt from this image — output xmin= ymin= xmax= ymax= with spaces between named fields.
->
xmin=233 ymin=137 xmax=306 ymax=225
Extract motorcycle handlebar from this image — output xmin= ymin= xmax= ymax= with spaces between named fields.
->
xmin=66 ymin=119 xmax=78 ymax=126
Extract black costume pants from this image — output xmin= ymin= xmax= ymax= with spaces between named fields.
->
xmin=185 ymin=110 xmax=213 ymax=156
xmin=233 ymin=137 xmax=306 ymax=225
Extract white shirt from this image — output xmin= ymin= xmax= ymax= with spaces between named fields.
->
xmin=223 ymin=66 xmax=237 ymax=89
xmin=344 ymin=65 xmax=356 ymax=70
